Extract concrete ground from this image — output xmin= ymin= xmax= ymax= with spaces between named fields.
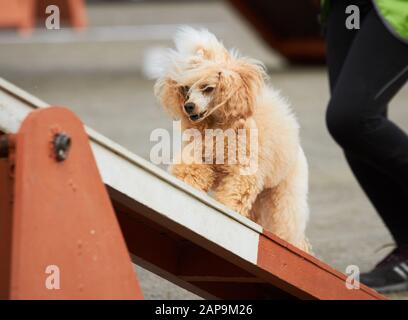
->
xmin=1 ymin=1 xmax=407 ymax=299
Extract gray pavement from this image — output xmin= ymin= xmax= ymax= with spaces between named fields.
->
xmin=1 ymin=1 xmax=407 ymax=299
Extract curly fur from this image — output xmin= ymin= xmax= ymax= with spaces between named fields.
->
xmin=154 ymin=27 xmax=311 ymax=252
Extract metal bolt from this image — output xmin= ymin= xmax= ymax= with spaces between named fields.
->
xmin=53 ymin=133 xmax=71 ymax=162
xmin=0 ymin=135 xmax=9 ymax=158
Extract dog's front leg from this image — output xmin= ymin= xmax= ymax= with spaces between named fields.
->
xmin=170 ymin=163 xmax=215 ymax=193
xmin=213 ymin=169 xmax=263 ymax=218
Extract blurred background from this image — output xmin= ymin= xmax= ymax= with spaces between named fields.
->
xmin=0 ymin=0 xmax=407 ymax=299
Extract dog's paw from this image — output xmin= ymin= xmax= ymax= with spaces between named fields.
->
xmin=170 ymin=163 xmax=214 ymax=193
xmin=214 ymin=193 xmax=251 ymax=218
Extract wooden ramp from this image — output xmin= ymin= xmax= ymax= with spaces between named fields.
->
xmin=0 ymin=78 xmax=384 ymax=300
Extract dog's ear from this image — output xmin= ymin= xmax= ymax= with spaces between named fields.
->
xmin=154 ymin=78 xmax=184 ymax=119
xmin=217 ymin=60 xmax=265 ymax=119
xmin=236 ymin=59 xmax=265 ymax=93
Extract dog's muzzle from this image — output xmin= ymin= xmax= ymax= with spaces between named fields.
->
xmin=184 ymin=102 xmax=207 ymax=122
xmin=184 ymin=102 xmax=195 ymax=114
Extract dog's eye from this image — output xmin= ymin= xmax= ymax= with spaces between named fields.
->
xmin=203 ymin=86 xmax=215 ymax=94
xmin=181 ymin=86 xmax=190 ymax=96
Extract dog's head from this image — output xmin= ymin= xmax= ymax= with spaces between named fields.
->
xmin=154 ymin=27 xmax=266 ymax=126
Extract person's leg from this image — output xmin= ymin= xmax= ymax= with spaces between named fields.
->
xmin=326 ymin=0 xmax=408 ymax=245
xmin=344 ymin=152 xmax=408 ymax=245
xmin=325 ymin=0 xmax=371 ymax=90
xmin=325 ymin=8 xmax=408 ymax=246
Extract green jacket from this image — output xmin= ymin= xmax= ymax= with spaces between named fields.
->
xmin=321 ymin=0 xmax=408 ymax=43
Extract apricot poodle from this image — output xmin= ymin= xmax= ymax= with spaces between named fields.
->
xmin=154 ymin=27 xmax=311 ymax=252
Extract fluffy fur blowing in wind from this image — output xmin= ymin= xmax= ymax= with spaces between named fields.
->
xmin=154 ymin=26 xmax=311 ymax=252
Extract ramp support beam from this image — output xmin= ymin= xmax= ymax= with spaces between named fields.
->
xmin=0 ymin=107 xmax=142 ymax=299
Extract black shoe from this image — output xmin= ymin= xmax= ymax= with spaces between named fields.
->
xmin=360 ymin=246 xmax=408 ymax=293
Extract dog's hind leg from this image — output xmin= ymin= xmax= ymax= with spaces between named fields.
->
xmin=251 ymin=153 xmax=311 ymax=253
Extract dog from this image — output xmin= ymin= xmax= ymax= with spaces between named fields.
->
xmin=154 ymin=27 xmax=311 ymax=252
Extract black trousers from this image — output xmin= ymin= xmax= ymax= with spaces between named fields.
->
xmin=325 ymin=0 xmax=408 ymax=245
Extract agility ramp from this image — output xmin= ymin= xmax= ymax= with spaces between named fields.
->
xmin=0 ymin=78 xmax=384 ymax=300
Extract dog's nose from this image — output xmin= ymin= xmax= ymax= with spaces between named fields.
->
xmin=184 ymin=102 xmax=195 ymax=114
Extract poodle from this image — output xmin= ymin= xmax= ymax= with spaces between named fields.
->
xmin=153 ymin=27 xmax=311 ymax=252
